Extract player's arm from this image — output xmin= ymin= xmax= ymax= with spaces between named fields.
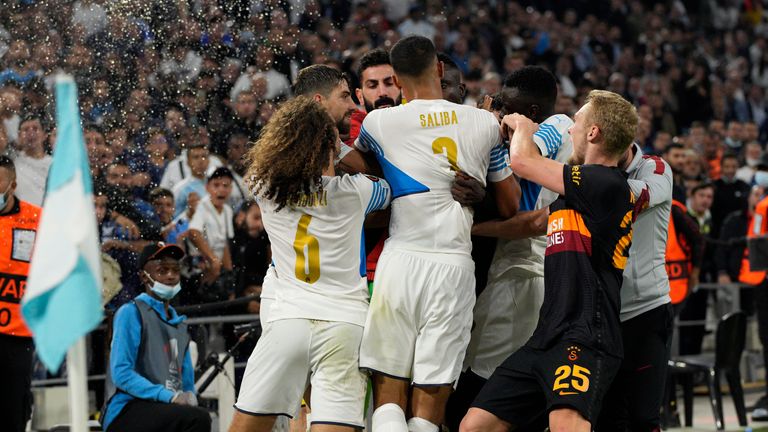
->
xmin=486 ymin=134 xmax=521 ymax=218
xmin=472 ymin=207 xmax=549 ymax=240
xmin=186 ymin=229 xmax=218 ymax=266
xmin=222 ymin=242 xmax=233 ymax=272
xmin=337 ymin=142 xmax=381 ymax=176
xmin=627 ymin=154 xmax=673 ymax=215
xmin=352 ymin=174 xmax=392 ymax=221
xmin=503 ymin=114 xmax=565 ymax=195
xmin=451 ymin=171 xmax=486 ymax=206
xmin=491 ymin=175 xmax=520 ymax=219
xmin=349 ymin=119 xmax=384 ymax=177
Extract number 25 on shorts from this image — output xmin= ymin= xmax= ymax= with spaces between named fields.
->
xmin=552 ymin=364 xmax=591 ymax=395
xmin=294 ymin=214 xmax=320 ymax=284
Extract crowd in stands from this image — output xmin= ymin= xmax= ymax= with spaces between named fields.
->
xmin=1 ymin=0 xmax=767 ymax=362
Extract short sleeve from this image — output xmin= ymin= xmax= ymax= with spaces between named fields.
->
xmin=354 ymin=115 xmax=379 ymax=153
xmin=189 ymin=204 xmax=205 ymax=231
xmin=337 ymin=140 xmax=354 ymax=163
xmin=532 ymin=116 xmax=571 ymax=159
xmin=563 ymin=164 xmax=628 ymax=219
xmin=354 ymin=175 xmax=392 ymax=214
xmin=487 ymin=141 xmax=513 ymax=183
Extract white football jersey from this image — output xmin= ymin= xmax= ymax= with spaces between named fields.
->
xmin=355 ymin=99 xmax=512 ymax=264
xmin=488 ymin=114 xmax=574 ymax=279
xmin=258 ymin=174 xmax=391 ymax=326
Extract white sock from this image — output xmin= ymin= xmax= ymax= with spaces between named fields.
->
xmin=372 ymin=403 xmax=408 ymax=432
xmin=407 ymin=417 xmax=439 ymax=432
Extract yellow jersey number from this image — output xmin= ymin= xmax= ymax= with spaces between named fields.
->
xmin=612 ymin=209 xmax=634 ymax=270
xmin=432 ymin=137 xmax=460 ymax=172
xmin=553 ymin=364 xmax=591 ymax=395
xmin=293 ymin=214 xmax=320 ymax=284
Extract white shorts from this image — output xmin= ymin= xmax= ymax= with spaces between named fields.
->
xmin=235 ymin=319 xmax=367 ymax=428
xmin=463 ymin=275 xmax=545 ymax=379
xmin=359 ymin=249 xmax=475 ymax=386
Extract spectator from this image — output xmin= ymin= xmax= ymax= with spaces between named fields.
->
xmin=186 ymin=167 xmax=235 ymax=302
xmin=725 ymin=120 xmax=745 ymax=152
xmin=72 ymin=0 xmax=108 ymax=38
xmin=0 ymin=88 xmax=21 ymax=144
xmin=715 ymin=184 xmax=763 ymax=311
xmin=230 ymin=45 xmax=290 ymax=102
xmin=230 ymin=201 xmax=270 ymax=300
xmin=0 ymin=40 xmax=36 ymax=87
xmin=95 ymin=187 xmax=143 ymax=308
xmin=171 ymin=142 xmax=214 ymax=218
xmin=12 ymin=115 xmax=51 ymax=206
xmin=737 ymin=141 xmax=763 ymax=183
xmin=87 ymin=78 xmax=115 ymax=124
xmin=160 ymin=129 xmax=223 ymax=193
xmin=224 ymin=92 xmax=261 ymax=142
xmin=712 ymin=153 xmax=751 ymax=238
xmin=679 ymin=182 xmax=716 ymax=356
xmin=221 ymin=132 xmax=249 ymax=211
xmin=130 ymin=128 xmax=171 ymax=196
xmin=84 ymin=124 xmax=112 ymax=181
xmin=663 ymin=143 xmax=688 ymax=202
xmin=149 ymin=187 xmax=189 ymax=246
xmin=397 ymin=5 xmax=436 ymax=41
xmin=101 ymin=242 xmax=210 ymax=432
xmin=104 ymin=161 xmax=157 ymax=232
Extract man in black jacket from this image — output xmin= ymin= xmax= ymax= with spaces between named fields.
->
xmin=712 ymin=153 xmax=751 ymax=239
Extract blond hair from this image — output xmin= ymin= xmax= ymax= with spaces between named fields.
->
xmin=585 ymin=90 xmax=638 ymax=158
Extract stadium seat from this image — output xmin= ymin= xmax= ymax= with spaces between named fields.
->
xmin=668 ymin=311 xmax=748 ymax=430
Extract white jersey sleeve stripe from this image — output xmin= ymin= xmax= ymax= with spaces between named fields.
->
xmin=488 ymin=143 xmax=508 ymax=172
xmin=534 ymin=124 xmax=562 ymax=159
xmin=365 ymin=180 xmax=391 ymax=215
xmin=357 ymin=126 xmax=383 ymax=156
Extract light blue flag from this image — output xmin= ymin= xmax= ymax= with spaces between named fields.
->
xmin=21 ymin=75 xmax=103 ymax=371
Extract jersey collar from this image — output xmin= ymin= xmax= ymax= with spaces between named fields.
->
xmin=625 ymin=143 xmax=644 ymax=175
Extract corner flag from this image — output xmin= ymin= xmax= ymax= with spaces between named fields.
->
xmin=22 ymin=75 xmax=103 ymax=371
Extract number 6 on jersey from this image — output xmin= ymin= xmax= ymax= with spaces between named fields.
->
xmin=294 ymin=214 xmax=320 ymax=283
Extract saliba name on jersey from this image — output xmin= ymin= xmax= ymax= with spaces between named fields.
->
xmin=419 ymin=110 xmax=458 ymax=128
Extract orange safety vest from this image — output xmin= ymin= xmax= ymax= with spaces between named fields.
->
xmin=666 ymin=200 xmax=692 ymax=304
xmin=0 ymin=199 xmax=41 ymax=338
xmin=740 ymin=197 xmax=768 ymax=285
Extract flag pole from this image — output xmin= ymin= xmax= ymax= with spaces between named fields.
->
xmin=67 ymin=337 xmax=89 ymax=431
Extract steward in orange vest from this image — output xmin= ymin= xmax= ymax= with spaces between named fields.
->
xmin=665 ymin=200 xmax=704 ymax=304
xmin=741 ymin=192 xmax=768 ymax=285
xmin=0 ymin=196 xmax=41 ymax=338
xmin=0 ymin=155 xmax=42 ymax=432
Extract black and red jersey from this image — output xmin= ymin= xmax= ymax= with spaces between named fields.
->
xmin=527 ymin=164 xmax=635 ymax=358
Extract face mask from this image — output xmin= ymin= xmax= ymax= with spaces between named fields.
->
xmin=0 ymin=183 xmax=12 ymax=209
xmin=145 ymin=272 xmax=181 ymax=300
xmin=747 ymin=157 xmax=760 ymax=168
xmin=755 ymin=171 xmax=768 ymax=188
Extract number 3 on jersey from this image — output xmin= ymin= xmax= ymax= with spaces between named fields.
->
xmin=294 ymin=214 xmax=320 ymax=283
xmin=432 ymin=137 xmax=460 ymax=171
